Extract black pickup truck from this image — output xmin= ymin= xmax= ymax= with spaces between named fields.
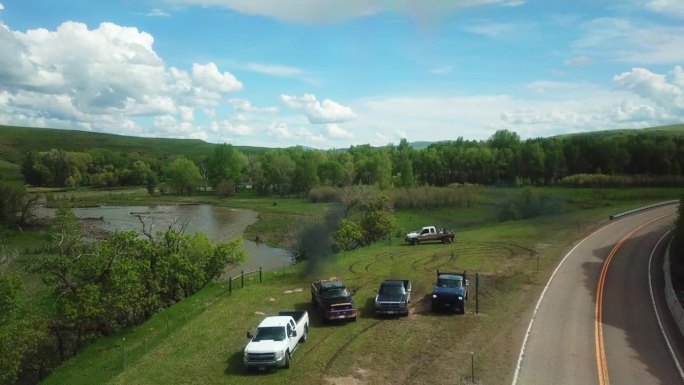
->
xmin=311 ymin=279 xmax=357 ymax=322
xmin=374 ymin=279 xmax=412 ymax=316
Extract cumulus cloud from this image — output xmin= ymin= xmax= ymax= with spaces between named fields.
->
xmin=0 ymin=3 xmax=4 ymax=11
xmin=192 ymin=63 xmax=243 ymax=93
xmin=613 ymin=66 xmax=684 ymax=113
xmin=228 ymin=98 xmax=278 ymax=113
xmin=0 ymin=20 xmax=242 ymax=138
xmin=281 ymin=93 xmax=356 ymax=124
xmin=164 ymin=0 xmax=527 ymax=24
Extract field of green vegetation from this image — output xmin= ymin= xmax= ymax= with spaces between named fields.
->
xmin=35 ymin=187 xmax=684 ymax=385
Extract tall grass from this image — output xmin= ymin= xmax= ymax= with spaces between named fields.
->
xmin=391 ymin=185 xmax=484 ymax=209
xmin=560 ymin=173 xmax=684 ymax=187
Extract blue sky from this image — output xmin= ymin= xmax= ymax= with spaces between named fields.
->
xmin=0 ymin=0 xmax=682 ymax=148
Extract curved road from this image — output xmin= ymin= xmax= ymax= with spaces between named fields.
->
xmin=513 ymin=204 xmax=684 ymax=385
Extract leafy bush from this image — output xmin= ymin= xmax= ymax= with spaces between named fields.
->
xmin=332 ymin=219 xmax=364 ymax=251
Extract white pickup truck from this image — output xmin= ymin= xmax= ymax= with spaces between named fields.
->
xmin=405 ymin=226 xmax=455 ymax=245
xmin=243 ymin=311 xmax=309 ymax=371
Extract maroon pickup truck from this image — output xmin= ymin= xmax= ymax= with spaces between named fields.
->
xmin=311 ymin=279 xmax=357 ymax=322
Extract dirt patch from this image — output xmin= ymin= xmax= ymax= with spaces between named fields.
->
xmin=324 ymin=367 xmax=369 ymax=385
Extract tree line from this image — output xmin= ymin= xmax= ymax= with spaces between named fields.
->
xmin=18 ymin=130 xmax=684 ymax=194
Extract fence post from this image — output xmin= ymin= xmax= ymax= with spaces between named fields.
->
xmin=471 ymin=351 xmax=475 ymax=383
xmin=475 ymin=273 xmax=479 ymax=315
xmin=122 ymin=337 xmax=126 ymax=371
xmin=229 ymin=277 xmax=232 ymax=294
xmin=259 ymin=267 xmax=262 ymax=283
xmin=241 ymin=270 xmax=244 ymax=288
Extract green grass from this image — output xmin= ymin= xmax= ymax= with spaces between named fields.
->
xmin=37 ymin=187 xmax=684 ymax=385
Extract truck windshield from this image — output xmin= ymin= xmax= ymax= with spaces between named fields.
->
xmin=322 ymin=288 xmax=350 ymax=298
xmin=380 ymin=284 xmax=405 ymax=295
xmin=437 ymin=278 xmax=462 ymax=288
xmin=253 ymin=326 xmax=285 ymax=341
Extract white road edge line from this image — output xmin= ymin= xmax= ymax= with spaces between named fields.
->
xmin=510 ymin=224 xmax=610 ymax=385
xmin=648 ymin=229 xmax=684 ymax=381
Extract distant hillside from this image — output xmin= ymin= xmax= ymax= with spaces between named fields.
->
xmin=0 ymin=125 xmax=269 ymax=165
xmin=555 ymin=124 xmax=684 ymax=139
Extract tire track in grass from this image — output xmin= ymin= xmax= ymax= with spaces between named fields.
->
xmin=323 ymin=320 xmax=382 ymax=374
xmin=411 ymin=255 xmax=435 ymax=270
xmin=298 ymin=331 xmax=333 ymax=361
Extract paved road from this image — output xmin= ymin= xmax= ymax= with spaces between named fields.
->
xmin=513 ymin=204 xmax=684 ymax=385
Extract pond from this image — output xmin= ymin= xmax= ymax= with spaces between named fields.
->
xmin=34 ymin=205 xmax=294 ymax=274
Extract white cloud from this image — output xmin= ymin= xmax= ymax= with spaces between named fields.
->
xmin=325 ymin=123 xmax=354 ymax=139
xmin=0 ymin=3 xmax=4 ymax=11
xmin=266 ymin=121 xmax=293 ymax=139
xmin=228 ymin=98 xmax=278 ymax=113
xmin=462 ymin=20 xmax=533 ymax=38
xmin=573 ymin=18 xmax=684 ymax=64
xmin=147 ymin=8 xmax=170 ymax=17
xmin=192 ymin=63 xmax=243 ymax=93
xmin=164 ymin=0 xmax=526 ymax=24
xmin=613 ymin=66 xmax=684 ymax=112
xmin=564 ymin=55 xmax=591 ymax=67
xmin=240 ymin=62 xmax=306 ymax=77
xmin=280 ymin=93 xmax=356 ymax=124
xmin=526 ymin=80 xmax=583 ymax=94
xmin=0 ymin=20 xmax=243 ymax=140
xmin=346 ymin=69 xmax=683 ymax=146
xmin=644 ymin=0 xmax=684 ymax=19
xmin=210 ymin=119 xmax=255 ymax=136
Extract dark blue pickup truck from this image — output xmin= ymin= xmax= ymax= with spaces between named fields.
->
xmin=431 ymin=270 xmax=468 ymax=314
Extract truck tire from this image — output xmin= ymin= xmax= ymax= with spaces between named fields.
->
xmin=412 ymin=238 xmax=419 ymax=246
xmin=441 ymin=237 xmax=450 ymax=244
xmin=301 ymin=325 xmax=308 ymax=343
xmin=283 ymin=351 xmax=290 ymax=369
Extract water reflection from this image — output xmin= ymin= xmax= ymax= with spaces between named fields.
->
xmin=35 ymin=205 xmax=294 ymax=273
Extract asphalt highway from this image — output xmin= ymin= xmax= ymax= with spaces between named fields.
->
xmin=512 ymin=204 xmax=684 ymax=385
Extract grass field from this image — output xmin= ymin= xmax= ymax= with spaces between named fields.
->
xmin=36 ymin=187 xmax=684 ymax=385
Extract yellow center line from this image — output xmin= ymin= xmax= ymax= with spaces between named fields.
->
xmin=595 ymin=213 xmax=673 ymax=385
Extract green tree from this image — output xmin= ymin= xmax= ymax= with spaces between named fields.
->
xmin=318 ymin=160 xmax=344 ymax=186
xmin=208 ymin=144 xmax=246 ymax=191
xmin=0 ymin=182 xmax=37 ymax=228
xmin=0 ymin=270 xmax=47 ymax=385
xmin=167 ymin=157 xmax=202 ymax=194
xmin=360 ymin=195 xmax=397 ymax=244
